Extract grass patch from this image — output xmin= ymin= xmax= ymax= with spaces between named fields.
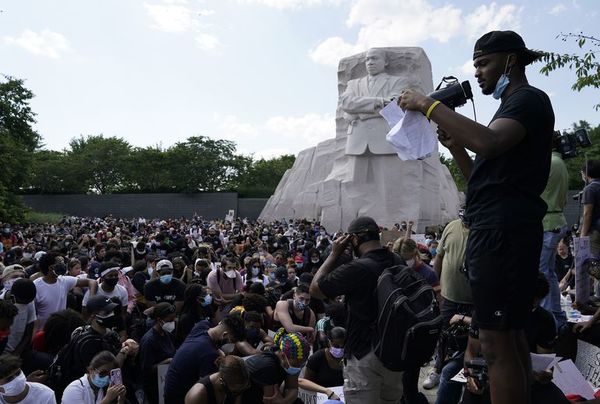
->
xmin=24 ymin=211 xmax=65 ymax=224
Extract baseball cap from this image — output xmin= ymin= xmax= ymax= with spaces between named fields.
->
xmin=347 ymin=216 xmax=379 ymax=234
xmin=156 ymin=259 xmax=173 ymax=273
xmin=121 ymin=266 xmax=134 ymax=276
xmin=34 ymin=251 xmax=46 ymax=261
xmin=86 ymin=295 xmax=118 ymax=314
xmin=473 ymin=30 xmax=543 ymax=65
xmin=2 ymin=265 xmax=25 ymax=279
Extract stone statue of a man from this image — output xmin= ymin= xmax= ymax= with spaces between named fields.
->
xmin=340 ymin=48 xmax=404 ymax=155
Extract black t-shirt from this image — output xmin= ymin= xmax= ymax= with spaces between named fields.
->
xmin=318 ymin=248 xmax=399 ymax=359
xmin=139 ymin=327 xmax=176 ymax=373
xmin=555 ymin=254 xmax=573 ymax=281
xmin=465 ymin=85 xmax=554 ymax=229
xmin=132 ymin=271 xmax=150 ymax=294
xmin=306 ymin=349 xmax=343 ymax=387
xmin=143 ymin=278 xmax=185 ymax=304
xmin=583 ymin=180 xmax=600 ymax=231
xmin=164 ymin=321 xmax=217 ymax=403
xmin=242 ymin=353 xmax=287 ymax=404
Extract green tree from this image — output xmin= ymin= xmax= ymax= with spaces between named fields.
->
xmin=127 ymin=146 xmax=173 ymax=192
xmin=68 ymin=135 xmax=132 ymax=194
xmin=236 ymin=154 xmax=296 ymax=197
xmin=27 ymin=150 xmax=86 ymax=194
xmin=166 ymin=136 xmax=251 ymax=192
xmin=439 ymin=154 xmax=467 ymax=192
xmin=0 ymin=76 xmax=41 ymax=220
xmin=539 ymin=33 xmax=600 ymax=110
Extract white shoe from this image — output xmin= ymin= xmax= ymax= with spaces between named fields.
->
xmin=422 ymin=370 xmax=440 ymax=390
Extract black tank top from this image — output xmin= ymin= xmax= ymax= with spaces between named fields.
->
xmin=198 ymin=376 xmax=236 ymax=404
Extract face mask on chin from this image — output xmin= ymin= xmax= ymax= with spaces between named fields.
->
xmin=492 ymin=56 xmax=512 ymax=100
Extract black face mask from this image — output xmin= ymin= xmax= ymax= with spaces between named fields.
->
xmin=103 ymin=278 xmax=119 ymax=288
xmin=53 ymin=263 xmax=67 ymax=276
xmin=95 ymin=313 xmax=117 ymax=329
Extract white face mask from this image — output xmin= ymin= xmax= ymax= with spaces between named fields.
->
xmin=22 ymin=253 xmax=33 ymax=260
xmin=406 ymin=259 xmax=415 ymax=267
xmin=0 ymin=371 xmax=26 ymax=397
xmin=147 ymin=266 xmax=154 ymax=276
xmin=2 ymin=280 xmax=16 ymax=291
xmin=162 ymin=321 xmax=176 ymax=333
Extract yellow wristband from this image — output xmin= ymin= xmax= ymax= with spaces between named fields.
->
xmin=425 ymin=100 xmax=441 ymax=119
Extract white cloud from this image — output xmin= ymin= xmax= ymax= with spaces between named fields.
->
xmin=308 ymin=36 xmax=359 ymax=67
xmin=549 ymin=4 xmax=567 ymax=15
xmin=195 ymin=33 xmax=220 ymax=50
xmin=144 ymin=1 xmax=219 ymax=49
xmin=459 ymin=59 xmax=475 ymax=76
xmin=310 ymin=0 xmax=522 ymax=66
xmin=216 ymin=113 xmax=335 ymax=156
xmin=239 ymin=0 xmax=343 ymax=10
xmin=144 ymin=2 xmax=198 ymax=33
xmin=3 ymin=29 xmax=71 ymax=59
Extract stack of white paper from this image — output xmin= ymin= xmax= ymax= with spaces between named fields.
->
xmin=379 ymin=101 xmax=438 ymax=161
xmin=530 ymin=353 xmax=562 ymax=373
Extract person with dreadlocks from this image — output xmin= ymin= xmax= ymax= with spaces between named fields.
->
xmin=241 ymin=328 xmax=310 ymax=404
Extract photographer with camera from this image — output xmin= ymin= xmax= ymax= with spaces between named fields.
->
xmin=399 ymin=31 xmax=554 ymax=404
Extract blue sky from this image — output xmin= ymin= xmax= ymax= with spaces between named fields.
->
xmin=1 ymin=0 xmax=598 ymax=158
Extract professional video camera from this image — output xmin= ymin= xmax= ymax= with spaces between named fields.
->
xmin=465 ymin=357 xmax=489 ymax=391
xmin=554 ymin=128 xmax=592 ymax=159
xmin=429 ymin=76 xmax=473 ymax=110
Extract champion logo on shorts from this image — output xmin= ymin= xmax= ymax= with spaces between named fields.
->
xmin=494 ymin=310 xmax=503 ymax=317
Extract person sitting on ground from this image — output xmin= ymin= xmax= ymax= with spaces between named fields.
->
xmin=143 ymin=259 xmax=186 ymax=312
xmin=273 ymin=285 xmax=315 ymax=342
xmin=139 ymin=302 xmax=177 ymax=404
xmin=33 ymin=252 xmax=97 ymax=329
xmin=234 ymin=311 xmax=274 ymax=356
xmin=51 ymin=296 xmax=138 ymax=399
xmin=185 ymin=355 xmax=251 ymax=404
xmin=0 ymin=354 xmax=55 ymax=404
xmin=83 ymin=262 xmax=129 ymax=340
xmin=62 ymin=351 xmax=126 ymax=404
xmin=0 ymin=278 xmax=36 ymax=356
xmin=304 ymin=327 xmax=345 ymax=391
xmin=164 ymin=313 xmax=245 ymax=404
xmin=176 ymin=283 xmax=213 ymax=347
xmin=241 ymin=329 xmax=310 ymax=404
xmin=314 ymin=302 xmax=346 ymax=352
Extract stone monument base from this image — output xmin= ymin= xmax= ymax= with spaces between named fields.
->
xmin=259 ymin=135 xmax=461 ymax=233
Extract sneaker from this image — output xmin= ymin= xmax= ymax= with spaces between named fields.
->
xmin=422 ymin=370 xmax=440 ymax=389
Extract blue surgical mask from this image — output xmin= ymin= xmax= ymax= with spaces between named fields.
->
xmin=91 ymin=373 xmax=110 ymax=388
xmin=202 ymin=295 xmax=213 ymax=307
xmin=493 ymin=57 xmax=512 ymax=100
xmin=430 ymin=247 xmax=437 ymax=256
xmin=296 ymin=263 xmax=303 ymax=269
xmin=160 ymin=274 xmax=173 ymax=284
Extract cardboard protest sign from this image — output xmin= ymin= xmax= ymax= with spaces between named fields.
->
xmin=157 ymin=364 xmax=169 ymax=404
xmin=298 ymin=386 xmax=345 ymax=403
xmin=575 ymin=339 xmax=600 ymax=389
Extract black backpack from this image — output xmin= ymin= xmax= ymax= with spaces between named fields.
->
xmin=372 ymin=261 xmax=442 ymax=371
xmin=48 ymin=325 xmax=118 ymax=399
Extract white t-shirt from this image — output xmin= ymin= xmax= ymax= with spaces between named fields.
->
xmin=82 ymin=283 xmax=128 ymax=307
xmin=62 ymin=375 xmax=105 ymax=404
xmin=0 ymin=291 xmax=36 ymax=354
xmin=33 ymin=276 xmax=78 ymax=327
xmin=0 ymin=382 xmax=56 ymax=404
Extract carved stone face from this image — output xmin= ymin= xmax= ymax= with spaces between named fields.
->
xmin=365 ymin=49 xmax=387 ymax=76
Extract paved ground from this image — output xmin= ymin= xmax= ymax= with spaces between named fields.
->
xmin=419 ymin=364 xmax=440 ymax=403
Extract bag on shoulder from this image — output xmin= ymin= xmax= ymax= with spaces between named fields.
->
xmin=373 ymin=262 xmax=442 ymax=371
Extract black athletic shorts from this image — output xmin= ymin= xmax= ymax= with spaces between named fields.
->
xmin=465 ymin=224 xmax=543 ymax=330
